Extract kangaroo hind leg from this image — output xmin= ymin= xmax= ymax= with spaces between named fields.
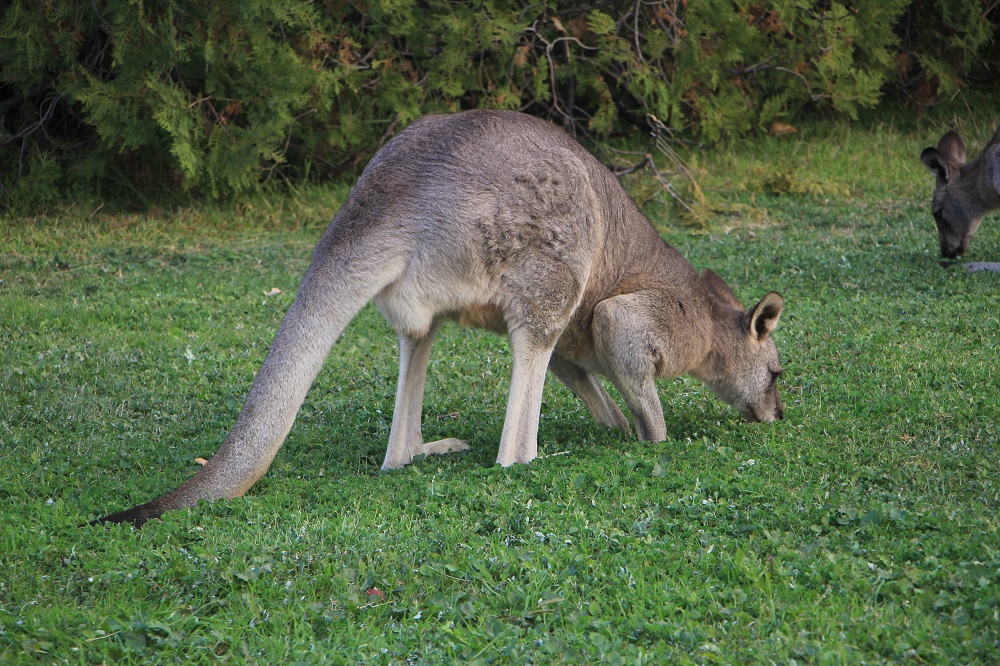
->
xmin=382 ymin=317 xmax=470 ymax=470
xmin=494 ymin=328 xmax=559 ymax=467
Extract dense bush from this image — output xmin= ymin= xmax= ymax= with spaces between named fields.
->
xmin=892 ymin=0 xmax=1000 ymax=98
xmin=1 ymin=0 xmax=997 ymax=211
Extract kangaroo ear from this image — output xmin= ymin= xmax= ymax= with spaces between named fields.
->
xmin=702 ymin=269 xmax=743 ymax=308
xmin=922 ymin=131 xmax=966 ymax=184
xmin=745 ymin=292 xmax=784 ymax=342
xmin=920 ymin=147 xmax=949 ymax=183
xmin=937 ymin=131 xmax=967 ymax=165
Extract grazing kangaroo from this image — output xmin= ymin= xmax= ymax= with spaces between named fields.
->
xmin=920 ymin=125 xmax=1000 ymax=258
xmin=92 ymin=110 xmax=785 ymax=527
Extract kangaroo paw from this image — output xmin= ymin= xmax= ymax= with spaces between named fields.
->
xmin=422 ymin=438 xmax=471 ymax=456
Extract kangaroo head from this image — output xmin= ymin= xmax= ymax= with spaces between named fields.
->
xmin=920 ymin=128 xmax=1000 ymax=258
xmin=699 ymin=271 xmax=785 ymax=422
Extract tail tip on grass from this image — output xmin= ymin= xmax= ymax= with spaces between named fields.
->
xmin=82 ymin=503 xmax=158 ymax=529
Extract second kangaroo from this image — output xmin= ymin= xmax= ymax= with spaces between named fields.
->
xmin=93 ymin=110 xmax=786 ymax=527
xmin=921 ymin=125 xmax=1000 ymax=258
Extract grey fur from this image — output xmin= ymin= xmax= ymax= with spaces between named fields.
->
xmin=920 ymin=126 xmax=1000 ymax=258
xmin=92 ymin=110 xmax=785 ymax=527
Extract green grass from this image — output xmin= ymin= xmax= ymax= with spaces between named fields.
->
xmin=2 ymin=114 xmax=999 ymax=664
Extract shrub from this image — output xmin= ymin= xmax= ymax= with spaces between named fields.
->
xmin=892 ymin=0 xmax=1000 ymax=100
xmin=1 ymin=0 xmax=996 ymax=211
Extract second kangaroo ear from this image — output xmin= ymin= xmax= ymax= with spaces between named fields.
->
xmin=921 ymin=147 xmax=949 ymax=183
xmin=745 ymin=292 xmax=784 ymax=342
xmin=937 ymin=131 xmax=967 ymax=164
xmin=922 ymin=131 xmax=967 ymax=184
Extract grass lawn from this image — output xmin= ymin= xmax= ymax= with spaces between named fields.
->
xmin=1 ymin=109 xmax=998 ymax=663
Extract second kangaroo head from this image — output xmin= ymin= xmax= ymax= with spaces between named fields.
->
xmin=920 ymin=127 xmax=1000 ymax=259
xmin=698 ymin=271 xmax=785 ymax=423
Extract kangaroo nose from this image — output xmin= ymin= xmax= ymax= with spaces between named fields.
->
xmin=941 ymin=240 xmax=962 ymax=259
xmin=776 ymin=404 xmax=785 ymax=420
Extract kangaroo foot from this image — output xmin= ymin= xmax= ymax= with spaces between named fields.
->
xmin=422 ymin=438 xmax=471 ymax=456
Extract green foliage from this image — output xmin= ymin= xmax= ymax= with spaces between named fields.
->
xmin=894 ymin=0 xmax=1000 ymax=98
xmin=1 ymin=1 xmax=998 ymax=212
xmin=2 ymin=0 xmax=336 ymax=207
xmin=668 ymin=1 xmax=912 ymax=140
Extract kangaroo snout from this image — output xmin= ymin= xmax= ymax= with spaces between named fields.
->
xmin=940 ymin=244 xmax=960 ymax=259
xmin=940 ymin=235 xmax=969 ymax=259
xmin=742 ymin=402 xmax=784 ymax=423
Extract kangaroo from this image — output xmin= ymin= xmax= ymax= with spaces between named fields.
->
xmin=91 ymin=110 xmax=785 ymax=527
xmin=920 ymin=125 xmax=1000 ymax=258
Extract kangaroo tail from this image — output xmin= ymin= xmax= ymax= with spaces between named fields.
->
xmin=91 ymin=222 xmax=408 ymax=527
